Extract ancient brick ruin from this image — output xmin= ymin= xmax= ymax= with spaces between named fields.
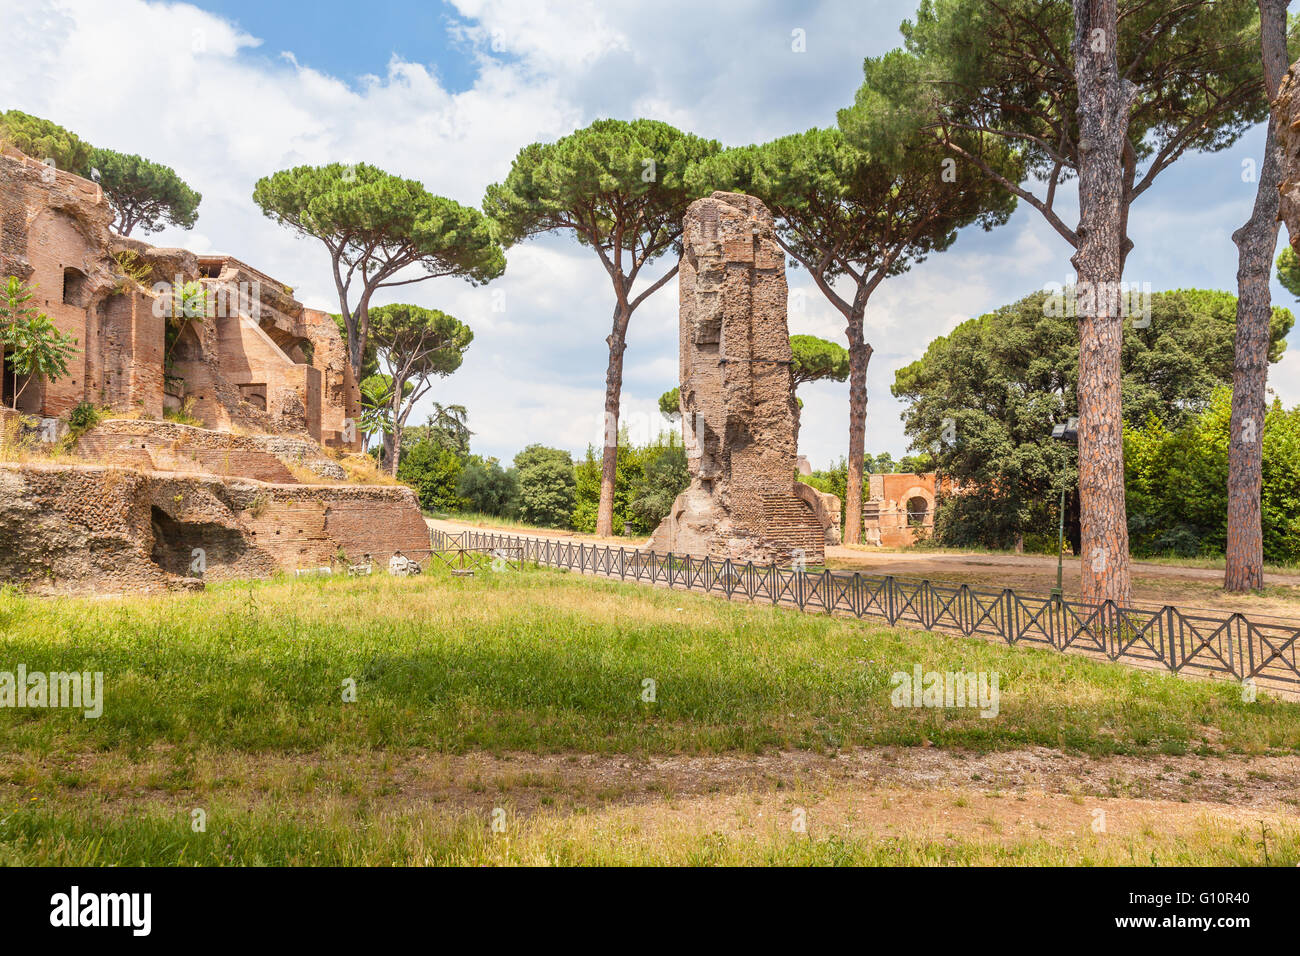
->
xmin=647 ymin=192 xmax=834 ymax=566
xmin=0 ymin=461 xmax=430 ymax=593
xmin=0 ymin=144 xmax=431 ymax=593
xmin=0 ymin=144 xmax=361 ymax=444
xmin=860 ymin=472 xmax=939 ymax=547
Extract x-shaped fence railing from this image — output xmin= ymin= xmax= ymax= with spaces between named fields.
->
xmin=435 ymin=528 xmax=1300 ymax=698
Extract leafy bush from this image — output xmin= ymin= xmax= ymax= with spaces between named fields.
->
xmin=67 ymin=401 xmax=102 ymax=433
xmin=514 ymin=446 xmax=576 ymax=527
xmin=456 ymin=457 xmax=517 ymax=516
xmin=572 ymin=430 xmax=688 ymax=535
xmin=1125 ymin=387 xmax=1300 ymax=563
xmin=397 ymin=440 xmax=464 ymax=512
xmin=797 ymin=472 xmax=834 ymax=494
xmin=513 ymin=444 xmax=573 ymax=473
xmin=932 ymin=493 xmax=1051 ymax=552
xmin=627 ymin=439 xmax=688 ymax=532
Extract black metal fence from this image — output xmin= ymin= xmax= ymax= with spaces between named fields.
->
xmin=432 ymin=528 xmax=1300 ymax=698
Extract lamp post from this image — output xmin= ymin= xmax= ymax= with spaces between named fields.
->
xmin=1049 ymin=417 xmax=1078 ymax=601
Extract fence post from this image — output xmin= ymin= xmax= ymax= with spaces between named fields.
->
xmin=1231 ymin=612 xmax=1245 ymax=681
xmin=1166 ymin=605 xmax=1179 ymax=670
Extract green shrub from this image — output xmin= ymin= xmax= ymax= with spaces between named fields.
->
xmin=67 ymin=401 xmax=102 ymax=433
xmin=514 ymin=447 xmax=576 ymax=527
xmin=457 ymin=457 xmax=516 ymax=516
xmin=572 ymin=429 xmax=688 ymax=535
xmin=1125 ymin=387 xmax=1300 ymax=563
xmin=797 ymin=473 xmax=832 ymax=494
xmin=627 ymin=439 xmax=687 ymax=532
xmin=398 ymin=440 xmax=465 ymax=512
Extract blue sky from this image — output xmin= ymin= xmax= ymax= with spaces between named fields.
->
xmin=3 ymin=0 xmax=1295 ymax=467
xmin=195 ymin=0 xmax=487 ymax=90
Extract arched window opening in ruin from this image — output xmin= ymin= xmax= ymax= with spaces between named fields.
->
xmin=239 ymin=383 xmax=267 ymax=411
xmin=170 ymin=321 xmax=202 ymax=363
xmin=1 ymin=348 xmax=15 ymax=407
xmin=906 ymin=495 xmax=930 ymax=527
xmin=293 ymin=338 xmax=314 ymax=365
xmin=62 ymin=267 xmax=89 ymax=307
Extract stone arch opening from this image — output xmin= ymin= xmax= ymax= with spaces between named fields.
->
xmin=62 ymin=267 xmax=89 ymax=307
xmin=1 ymin=348 xmax=14 ymax=407
xmin=170 ymin=320 xmax=202 ymax=363
xmin=239 ymin=383 xmax=267 ymax=411
xmin=149 ymin=506 xmax=247 ymax=576
xmin=906 ymin=495 xmax=930 ymax=527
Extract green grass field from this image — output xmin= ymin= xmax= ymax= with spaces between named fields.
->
xmin=1 ymin=566 xmax=1297 ymax=865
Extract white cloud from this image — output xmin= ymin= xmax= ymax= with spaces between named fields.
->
xmin=448 ymin=0 xmax=627 ymax=72
xmin=1271 ymin=349 xmax=1300 ymax=407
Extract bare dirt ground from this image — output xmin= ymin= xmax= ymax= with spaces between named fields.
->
xmin=430 ymin=517 xmax=1300 ymax=620
xmin=17 ymin=746 xmax=1299 ymax=852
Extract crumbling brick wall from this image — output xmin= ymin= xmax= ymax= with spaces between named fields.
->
xmin=1 ymin=147 xmax=120 ymax=415
xmin=74 ymin=419 xmax=347 ymax=482
xmin=0 ymin=461 xmax=430 ymax=593
xmin=647 ymin=192 xmax=824 ymax=566
xmin=862 ymin=473 xmax=941 ymax=548
xmin=0 ymin=145 xmax=358 ymax=449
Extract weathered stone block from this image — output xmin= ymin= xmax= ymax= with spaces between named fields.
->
xmin=646 ymin=192 xmax=824 ymax=566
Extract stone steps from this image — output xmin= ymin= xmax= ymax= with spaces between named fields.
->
xmin=762 ymin=494 xmax=825 ymax=559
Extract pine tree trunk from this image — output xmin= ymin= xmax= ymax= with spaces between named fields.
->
xmin=384 ymin=372 xmax=405 ymax=476
xmin=843 ymin=301 xmax=871 ymax=546
xmin=1072 ymin=0 xmax=1135 ymax=606
xmin=348 ymin=306 xmax=366 ymax=383
xmin=1225 ymin=0 xmax=1289 ymax=591
xmin=388 ymin=429 xmax=404 ymax=476
xmin=348 ymin=289 xmax=375 ymax=388
xmin=596 ymin=301 xmax=631 ymax=538
xmin=388 ymin=413 xmax=406 ymax=477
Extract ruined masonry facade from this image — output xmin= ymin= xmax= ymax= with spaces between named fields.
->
xmin=0 ymin=145 xmax=360 ymax=446
xmin=0 ymin=463 xmax=430 ymax=593
xmin=861 ymin=472 xmax=940 ymax=548
xmin=647 ymin=192 xmax=829 ymax=566
xmin=0 ymin=145 xmax=433 ymax=593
